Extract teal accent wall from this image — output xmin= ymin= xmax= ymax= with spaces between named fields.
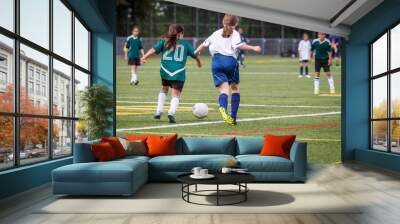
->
xmin=344 ymin=0 xmax=400 ymax=171
xmin=0 ymin=0 xmax=116 ymax=200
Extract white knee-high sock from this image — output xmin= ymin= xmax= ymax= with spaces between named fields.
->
xmin=168 ymin=96 xmax=180 ymax=115
xmin=156 ymin=92 xmax=167 ymax=113
xmin=131 ymin=73 xmax=137 ymax=82
xmin=328 ymin=76 xmax=335 ymax=90
xmin=314 ymin=77 xmax=320 ymax=91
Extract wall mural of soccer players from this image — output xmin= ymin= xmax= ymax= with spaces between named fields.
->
xmin=116 ymin=0 xmax=342 ymax=164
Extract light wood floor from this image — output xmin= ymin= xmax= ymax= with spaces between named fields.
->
xmin=1 ymin=162 xmax=400 ymax=224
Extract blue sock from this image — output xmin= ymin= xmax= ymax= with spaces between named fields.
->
xmin=231 ymin=93 xmax=240 ymax=121
xmin=218 ymin=93 xmax=228 ymax=110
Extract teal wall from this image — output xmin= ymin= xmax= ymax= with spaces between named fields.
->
xmin=0 ymin=0 xmax=116 ymax=199
xmin=344 ymin=0 xmax=400 ymax=171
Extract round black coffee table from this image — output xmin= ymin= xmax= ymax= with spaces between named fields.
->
xmin=177 ymin=173 xmax=255 ymax=206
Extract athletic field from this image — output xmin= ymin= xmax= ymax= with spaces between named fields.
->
xmin=116 ymin=56 xmax=341 ymax=164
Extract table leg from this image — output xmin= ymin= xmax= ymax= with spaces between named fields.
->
xmin=245 ymin=183 xmax=247 ymax=201
xmin=195 ymin=184 xmax=198 ymax=192
xmin=217 ymin=184 xmax=219 ymax=206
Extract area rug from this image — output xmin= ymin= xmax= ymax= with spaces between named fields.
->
xmin=37 ymin=183 xmax=361 ymax=214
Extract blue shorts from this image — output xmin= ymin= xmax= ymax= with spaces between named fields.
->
xmin=211 ymin=54 xmax=240 ymax=87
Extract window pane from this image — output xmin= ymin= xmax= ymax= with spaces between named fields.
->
xmin=0 ymin=35 xmax=14 ymax=112
xmin=372 ymin=121 xmax=388 ymax=151
xmin=74 ymin=69 xmax=89 ymax=118
xmin=391 ymin=72 xmax=400 ymax=118
xmin=391 ymin=24 xmax=400 ymax=70
xmin=20 ymin=117 xmax=49 ymax=165
xmin=75 ymin=120 xmax=88 ymax=143
xmin=53 ymin=0 xmax=72 ymax=60
xmin=53 ymin=119 xmax=72 ymax=157
xmin=372 ymin=76 xmax=387 ymax=119
xmin=20 ymin=0 xmax=49 ymax=49
xmin=0 ymin=0 xmax=14 ymax=31
xmin=20 ymin=44 xmax=49 ymax=115
xmin=74 ymin=18 xmax=89 ymax=70
xmin=53 ymin=59 xmax=72 ymax=117
xmin=391 ymin=120 xmax=400 ymax=153
xmin=372 ymin=33 xmax=387 ymax=76
xmin=0 ymin=116 xmax=14 ymax=170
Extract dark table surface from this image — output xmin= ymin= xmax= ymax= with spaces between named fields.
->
xmin=177 ymin=172 xmax=255 ymax=185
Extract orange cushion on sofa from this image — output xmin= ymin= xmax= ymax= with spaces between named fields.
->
xmin=125 ymin=135 xmax=148 ymax=142
xmin=101 ymin=137 xmax=126 ymax=158
xmin=146 ymin=134 xmax=177 ymax=157
xmin=91 ymin=142 xmax=117 ymax=162
xmin=259 ymin=134 xmax=296 ymax=159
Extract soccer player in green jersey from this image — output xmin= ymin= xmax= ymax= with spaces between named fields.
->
xmin=124 ymin=26 xmax=144 ymax=85
xmin=141 ymin=24 xmax=202 ymax=123
xmin=311 ymin=32 xmax=335 ymax=95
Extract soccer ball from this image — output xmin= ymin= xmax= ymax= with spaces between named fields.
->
xmin=192 ymin=103 xmax=208 ymax=119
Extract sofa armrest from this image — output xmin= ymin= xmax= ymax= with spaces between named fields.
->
xmin=73 ymin=141 xmax=99 ymax=163
xmin=289 ymin=141 xmax=307 ymax=181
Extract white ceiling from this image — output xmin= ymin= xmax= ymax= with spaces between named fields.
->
xmin=166 ymin=0 xmax=384 ymax=37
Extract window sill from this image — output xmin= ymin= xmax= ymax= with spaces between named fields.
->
xmin=0 ymin=156 xmax=72 ymax=176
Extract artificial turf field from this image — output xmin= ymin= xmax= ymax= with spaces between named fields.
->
xmin=116 ymin=56 xmax=341 ymax=164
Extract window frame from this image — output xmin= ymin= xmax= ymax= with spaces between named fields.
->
xmin=370 ymin=20 xmax=400 ymax=154
xmin=0 ymin=0 xmax=92 ymax=171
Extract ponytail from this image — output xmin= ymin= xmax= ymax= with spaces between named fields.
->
xmin=164 ymin=24 xmax=184 ymax=50
xmin=222 ymin=14 xmax=238 ymax=38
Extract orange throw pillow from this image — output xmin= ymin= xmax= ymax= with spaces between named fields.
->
xmin=125 ymin=135 xmax=148 ymax=142
xmin=101 ymin=137 xmax=126 ymax=158
xmin=91 ymin=142 xmax=117 ymax=162
xmin=260 ymin=134 xmax=296 ymax=159
xmin=146 ymin=134 xmax=177 ymax=157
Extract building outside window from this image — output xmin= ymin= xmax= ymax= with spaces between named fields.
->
xmin=370 ymin=23 xmax=400 ymax=153
xmin=0 ymin=0 xmax=91 ymax=170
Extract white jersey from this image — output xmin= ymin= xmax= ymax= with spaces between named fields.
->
xmin=298 ymin=40 xmax=311 ymax=60
xmin=202 ymin=29 xmax=244 ymax=58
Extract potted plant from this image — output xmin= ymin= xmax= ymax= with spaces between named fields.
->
xmin=79 ymin=84 xmax=113 ymax=140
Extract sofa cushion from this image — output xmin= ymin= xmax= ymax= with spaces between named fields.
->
xmin=147 ymin=134 xmax=177 ymax=157
xmin=149 ymin=154 xmax=235 ymax=172
xmin=236 ymin=137 xmax=263 ymax=155
xmin=101 ymin=137 xmax=127 ymax=158
xmin=177 ymin=137 xmax=235 ymax=155
xmin=236 ymin=155 xmax=293 ymax=172
xmin=73 ymin=139 xmax=100 ymax=163
xmin=91 ymin=142 xmax=118 ymax=162
xmin=53 ymin=159 xmax=147 ymax=183
xmin=119 ymin=138 xmax=147 ymax=156
xmin=260 ymin=134 xmax=296 ymax=159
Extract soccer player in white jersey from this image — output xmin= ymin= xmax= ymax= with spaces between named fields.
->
xmin=195 ymin=15 xmax=261 ymax=126
xmin=298 ymin=33 xmax=311 ymax=78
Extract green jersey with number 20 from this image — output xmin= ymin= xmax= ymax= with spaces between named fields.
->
xmin=152 ymin=39 xmax=197 ymax=81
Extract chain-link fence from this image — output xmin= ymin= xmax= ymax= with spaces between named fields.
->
xmin=116 ymin=37 xmax=301 ymax=57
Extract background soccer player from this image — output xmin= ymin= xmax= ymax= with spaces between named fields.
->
xmin=141 ymin=24 xmax=202 ymax=123
xmin=124 ymin=26 xmax=144 ymax=85
xmin=298 ymin=33 xmax=311 ymax=78
xmin=195 ymin=14 xmax=261 ymax=126
xmin=311 ymin=32 xmax=335 ymax=95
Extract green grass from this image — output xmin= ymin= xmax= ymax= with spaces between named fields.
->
xmin=116 ymin=56 xmax=341 ymax=164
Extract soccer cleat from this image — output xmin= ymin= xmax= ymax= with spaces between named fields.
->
xmin=306 ymin=75 xmax=311 ymax=78
xmin=154 ymin=112 xmax=163 ymax=119
xmin=298 ymin=75 xmax=303 ymax=78
xmin=168 ymin=114 xmax=176 ymax=123
xmin=218 ymin=107 xmax=235 ymax=126
xmin=330 ymin=88 xmax=336 ymax=94
xmin=314 ymin=89 xmax=320 ymax=95
xmin=134 ymin=80 xmax=139 ymax=86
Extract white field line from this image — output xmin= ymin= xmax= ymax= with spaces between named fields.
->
xmin=116 ymin=101 xmax=340 ymax=109
xmin=117 ymin=70 xmax=300 ymax=75
xmin=117 ymin=111 xmax=341 ymax=131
